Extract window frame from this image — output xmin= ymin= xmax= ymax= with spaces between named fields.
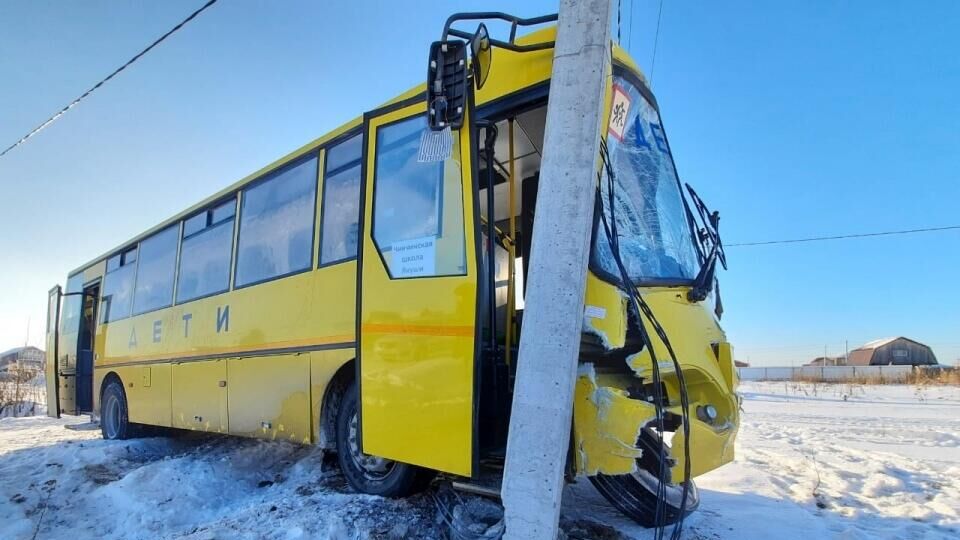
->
xmin=318 ymin=129 xmax=364 ymax=269
xmin=232 ymin=150 xmax=321 ymax=290
xmin=174 ymin=196 xmax=238 ymax=306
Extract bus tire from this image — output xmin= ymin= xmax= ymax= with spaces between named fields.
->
xmin=100 ymin=380 xmax=136 ymax=440
xmin=589 ymin=429 xmax=699 ymax=527
xmin=335 ymin=382 xmax=431 ymax=497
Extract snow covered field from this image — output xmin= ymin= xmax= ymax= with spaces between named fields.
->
xmin=1 ymin=382 xmax=957 ymax=539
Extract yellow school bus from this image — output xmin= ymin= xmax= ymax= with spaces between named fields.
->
xmin=45 ymin=13 xmax=738 ymax=527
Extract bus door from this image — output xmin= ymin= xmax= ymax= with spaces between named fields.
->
xmin=75 ymin=281 xmax=100 ymax=413
xmin=357 ymin=98 xmax=480 ymax=476
xmin=45 ymin=286 xmax=62 ymax=418
xmin=46 ymin=276 xmax=98 ymax=416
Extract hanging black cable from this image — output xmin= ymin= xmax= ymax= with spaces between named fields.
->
xmin=596 ymin=138 xmax=693 ymax=540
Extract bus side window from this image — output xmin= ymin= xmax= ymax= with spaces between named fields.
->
xmin=132 ymin=225 xmax=178 ymax=315
xmin=177 ymin=199 xmax=236 ymax=303
xmin=320 ymin=133 xmax=362 ymax=265
xmin=234 ymin=155 xmax=318 ymax=287
xmin=101 ymin=248 xmax=137 ymax=323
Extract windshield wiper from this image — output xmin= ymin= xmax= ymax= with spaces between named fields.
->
xmin=684 ymin=183 xmax=727 ymax=302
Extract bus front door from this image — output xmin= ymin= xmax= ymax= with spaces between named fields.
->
xmin=358 ymin=99 xmax=480 ymax=477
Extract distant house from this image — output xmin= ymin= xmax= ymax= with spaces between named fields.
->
xmin=806 ymin=356 xmax=847 ymax=367
xmin=847 ymin=337 xmax=938 ymax=366
xmin=0 ymin=346 xmax=45 ymax=373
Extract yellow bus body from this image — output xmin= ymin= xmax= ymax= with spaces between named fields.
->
xmin=46 ymin=24 xmax=738 ymax=487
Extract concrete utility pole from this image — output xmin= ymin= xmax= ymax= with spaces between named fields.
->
xmin=500 ymin=1 xmax=613 ymax=539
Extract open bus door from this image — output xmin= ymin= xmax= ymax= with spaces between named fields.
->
xmin=45 ymin=286 xmax=62 ymax=418
xmin=45 ymin=277 xmax=98 ymax=417
xmin=357 ymin=93 xmax=480 ymax=477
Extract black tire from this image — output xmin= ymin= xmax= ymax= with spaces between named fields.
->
xmin=100 ymin=379 xmax=136 ymax=440
xmin=335 ymin=382 xmax=433 ymax=497
xmin=589 ymin=429 xmax=700 ymax=527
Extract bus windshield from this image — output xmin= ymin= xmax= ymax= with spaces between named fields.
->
xmin=592 ymin=75 xmax=700 ymax=285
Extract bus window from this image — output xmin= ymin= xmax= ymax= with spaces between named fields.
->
xmin=101 ymin=247 xmax=137 ymax=322
xmin=234 ymin=155 xmax=318 ymax=287
xmin=319 ymin=134 xmax=362 ymax=265
xmin=372 ymin=116 xmax=465 ymax=278
xmin=132 ymin=225 xmax=178 ymax=315
xmin=59 ymin=273 xmax=84 ymax=337
xmin=176 ymin=200 xmax=236 ymax=303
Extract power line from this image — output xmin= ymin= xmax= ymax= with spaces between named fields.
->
xmin=617 ymin=0 xmax=622 ymax=44
xmin=649 ymin=0 xmax=665 ymax=85
xmin=727 ymin=225 xmax=960 ymax=247
xmin=0 ymin=0 xmax=219 ymax=159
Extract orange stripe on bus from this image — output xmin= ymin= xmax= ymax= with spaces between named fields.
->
xmin=361 ymin=323 xmax=474 ymax=337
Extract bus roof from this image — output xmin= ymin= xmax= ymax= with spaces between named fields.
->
xmin=69 ymin=25 xmax=645 ymax=277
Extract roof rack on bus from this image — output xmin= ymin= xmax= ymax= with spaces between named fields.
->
xmin=441 ymin=12 xmax=559 ymax=53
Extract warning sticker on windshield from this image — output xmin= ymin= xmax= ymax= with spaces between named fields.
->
xmin=608 ymin=84 xmax=631 ymax=141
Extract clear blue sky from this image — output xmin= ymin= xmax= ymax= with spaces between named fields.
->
xmin=1 ymin=1 xmax=958 ymax=366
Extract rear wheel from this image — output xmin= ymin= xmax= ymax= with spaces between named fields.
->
xmin=100 ymin=380 xmax=135 ymax=440
xmin=335 ymin=382 xmax=434 ymax=496
xmin=590 ymin=429 xmax=699 ymax=527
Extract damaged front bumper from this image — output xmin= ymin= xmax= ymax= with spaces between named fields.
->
xmin=573 ymin=274 xmax=740 ymax=480
xmin=573 ymin=363 xmax=738 ymax=479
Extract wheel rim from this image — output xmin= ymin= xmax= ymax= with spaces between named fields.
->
xmin=103 ymin=393 xmax=121 ymax=439
xmin=633 ymin=428 xmax=699 ymax=508
xmin=631 ymin=468 xmax=699 ymax=508
xmin=347 ymin=411 xmax=395 ymax=480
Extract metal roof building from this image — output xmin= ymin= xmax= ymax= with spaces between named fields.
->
xmin=846 ymin=337 xmax=938 ymax=366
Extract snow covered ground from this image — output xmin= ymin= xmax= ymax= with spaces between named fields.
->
xmin=1 ymin=382 xmax=957 ymax=539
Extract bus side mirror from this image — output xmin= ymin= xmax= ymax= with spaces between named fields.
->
xmin=427 ymin=40 xmax=468 ymax=131
xmin=470 ymin=23 xmax=492 ymax=90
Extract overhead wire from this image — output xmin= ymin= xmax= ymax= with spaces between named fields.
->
xmin=0 ymin=0 xmax=219 ymax=159
xmin=617 ymin=0 xmax=622 ymax=44
xmin=649 ymin=0 xmax=665 ymax=85
xmin=726 ymin=224 xmax=960 ymax=247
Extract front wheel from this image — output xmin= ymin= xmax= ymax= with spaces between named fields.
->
xmin=100 ymin=380 xmax=135 ymax=440
xmin=589 ymin=429 xmax=700 ymax=527
xmin=335 ymin=382 xmax=433 ymax=497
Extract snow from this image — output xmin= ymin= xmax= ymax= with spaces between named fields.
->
xmin=2 ymin=382 xmax=958 ymax=539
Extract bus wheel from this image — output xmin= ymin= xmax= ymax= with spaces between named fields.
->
xmin=589 ymin=429 xmax=700 ymax=527
xmin=100 ymin=380 xmax=134 ymax=440
xmin=335 ymin=382 xmax=431 ymax=497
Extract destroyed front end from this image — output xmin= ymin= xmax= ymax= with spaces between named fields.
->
xmin=570 ymin=67 xmax=739 ymax=527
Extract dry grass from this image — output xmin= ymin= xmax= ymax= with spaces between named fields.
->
xmin=788 ymin=368 xmax=959 ymax=386
xmin=906 ymin=367 xmax=960 ymax=386
xmin=0 ymin=366 xmax=45 ymax=417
